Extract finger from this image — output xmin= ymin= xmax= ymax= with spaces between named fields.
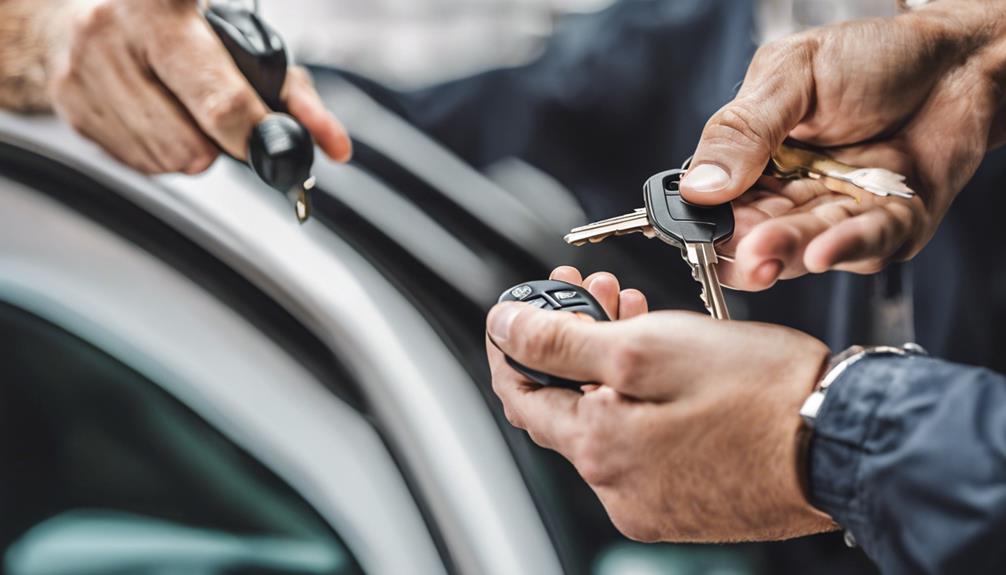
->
xmin=720 ymin=179 xmax=812 ymax=256
xmin=804 ymin=203 xmax=916 ymax=273
xmin=147 ymin=13 xmax=269 ymax=159
xmin=284 ymin=66 xmax=353 ymax=162
xmin=74 ymin=108 xmax=162 ymax=174
xmin=486 ymin=333 xmax=581 ymax=453
xmin=618 ymin=289 xmax=648 ymax=319
xmin=582 ymin=272 xmax=620 ymax=319
xmin=109 ymin=47 xmax=218 ymax=174
xmin=487 ymin=302 xmax=614 ymax=382
xmin=50 ymin=35 xmax=163 ymax=173
xmin=728 ymin=197 xmax=869 ymax=289
xmin=680 ymin=37 xmax=815 ymax=205
xmin=550 ymin=266 xmax=584 ymax=284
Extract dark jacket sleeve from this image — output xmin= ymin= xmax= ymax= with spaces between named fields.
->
xmin=808 ymin=355 xmax=1006 ymax=574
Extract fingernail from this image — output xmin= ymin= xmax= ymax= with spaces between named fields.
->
xmin=682 ymin=164 xmax=730 ymax=193
xmin=488 ymin=303 xmax=525 ymax=343
xmin=754 ymin=260 xmax=783 ymax=285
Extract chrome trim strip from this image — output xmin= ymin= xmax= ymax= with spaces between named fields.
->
xmin=0 ymin=113 xmax=563 ymax=575
xmin=0 ymin=180 xmax=444 ymax=574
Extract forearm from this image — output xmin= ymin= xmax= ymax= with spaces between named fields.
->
xmin=0 ymin=0 xmax=74 ymax=113
xmin=809 ymin=355 xmax=1006 ymax=574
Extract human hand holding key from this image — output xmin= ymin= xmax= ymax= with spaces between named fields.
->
xmin=671 ymin=1 xmax=1006 ymax=290
xmin=565 ymin=169 xmax=734 ymax=319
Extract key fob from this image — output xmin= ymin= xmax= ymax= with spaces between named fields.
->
xmin=644 ymin=169 xmax=734 ymax=247
xmin=496 ymin=280 xmax=609 ymax=390
xmin=206 ymin=5 xmax=315 ymax=202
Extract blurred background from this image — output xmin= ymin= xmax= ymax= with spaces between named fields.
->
xmin=264 ymin=0 xmax=621 ymax=89
xmin=260 ymin=0 xmax=895 ymax=89
xmin=2 ymin=1 xmax=1003 ymax=575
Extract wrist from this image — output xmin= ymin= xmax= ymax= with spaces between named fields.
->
xmin=772 ymin=339 xmax=836 ymax=535
xmin=799 ymin=344 xmax=929 ymax=543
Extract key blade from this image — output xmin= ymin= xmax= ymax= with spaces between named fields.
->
xmin=772 ymin=142 xmax=915 ymax=200
xmin=564 ymin=210 xmax=655 ymax=246
xmin=843 ymin=168 xmax=916 ymax=199
xmin=684 ymin=242 xmax=730 ymax=320
xmin=286 ymin=176 xmax=315 ymax=224
xmin=567 ymin=208 xmax=647 ymax=232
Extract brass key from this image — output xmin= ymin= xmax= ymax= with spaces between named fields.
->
xmin=769 ymin=142 xmax=915 ymax=200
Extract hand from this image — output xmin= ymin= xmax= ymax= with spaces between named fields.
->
xmin=678 ymin=1 xmax=1006 ymax=290
xmin=486 ymin=268 xmax=835 ymax=542
xmin=45 ymin=0 xmax=351 ymax=174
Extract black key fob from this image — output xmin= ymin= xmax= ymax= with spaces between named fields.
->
xmin=205 ymin=5 xmax=287 ymax=110
xmin=644 ymin=169 xmax=734 ymax=247
xmin=496 ymin=280 xmax=609 ymax=390
xmin=206 ymin=5 xmax=315 ymax=208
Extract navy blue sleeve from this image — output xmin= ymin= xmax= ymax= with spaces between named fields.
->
xmin=808 ymin=355 xmax=1006 ymax=574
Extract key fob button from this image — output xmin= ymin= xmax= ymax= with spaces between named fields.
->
xmin=526 ymin=297 xmax=551 ymax=309
xmin=510 ymin=285 xmax=534 ymax=300
xmin=552 ymin=290 xmax=577 ymax=300
xmin=550 ymin=289 xmax=583 ymax=304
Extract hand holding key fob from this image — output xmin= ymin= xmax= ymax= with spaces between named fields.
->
xmin=496 ymin=280 xmax=609 ymax=390
xmin=206 ymin=4 xmax=316 ymax=223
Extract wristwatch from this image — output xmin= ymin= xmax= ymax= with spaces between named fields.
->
xmin=798 ymin=343 xmax=928 ymax=548
xmin=799 ymin=343 xmax=929 ymax=428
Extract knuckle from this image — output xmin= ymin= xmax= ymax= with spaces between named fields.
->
xmin=574 ymin=452 xmax=611 ymax=486
xmin=183 ymin=149 xmax=218 ymax=175
xmin=705 ymin=103 xmax=774 ymax=156
xmin=76 ymin=1 xmax=119 ymax=37
xmin=605 ymin=504 xmax=661 ymax=543
xmin=573 ymin=435 xmax=615 ymax=486
xmin=49 ymin=61 xmax=79 ymax=94
xmin=516 ymin=315 xmax=567 ymax=367
xmin=502 ymin=406 xmax=523 ymax=429
xmin=58 ymin=104 xmax=86 ymax=132
xmin=202 ymin=88 xmax=258 ymax=132
xmin=607 ymin=340 xmax=646 ymax=392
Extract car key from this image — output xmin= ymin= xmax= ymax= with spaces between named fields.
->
xmin=564 ymin=169 xmax=734 ymax=320
xmin=496 ymin=280 xmax=610 ymax=390
xmin=768 ymin=140 xmax=915 ymax=200
xmin=206 ymin=4 xmax=316 ymax=223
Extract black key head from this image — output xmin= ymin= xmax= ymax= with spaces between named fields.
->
xmin=496 ymin=280 xmax=609 ymax=390
xmin=206 ymin=5 xmax=287 ymax=110
xmin=643 ymin=169 xmax=734 ymax=247
xmin=207 ymin=5 xmax=315 ymax=197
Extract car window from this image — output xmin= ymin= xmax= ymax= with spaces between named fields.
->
xmin=0 ymin=302 xmax=364 ymax=575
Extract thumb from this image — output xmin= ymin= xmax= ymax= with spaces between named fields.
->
xmin=487 ymin=302 xmax=611 ymax=383
xmin=681 ymin=39 xmax=815 ymax=205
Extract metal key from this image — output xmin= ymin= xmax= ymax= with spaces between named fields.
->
xmin=769 ymin=141 xmax=915 ymax=200
xmin=564 ymin=169 xmax=735 ymax=320
xmin=564 ymin=208 xmax=653 ymax=246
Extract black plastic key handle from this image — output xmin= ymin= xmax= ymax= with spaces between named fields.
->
xmin=206 ymin=5 xmax=315 ymax=209
xmin=496 ymin=280 xmax=610 ymax=390
xmin=644 ymin=169 xmax=734 ymax=247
